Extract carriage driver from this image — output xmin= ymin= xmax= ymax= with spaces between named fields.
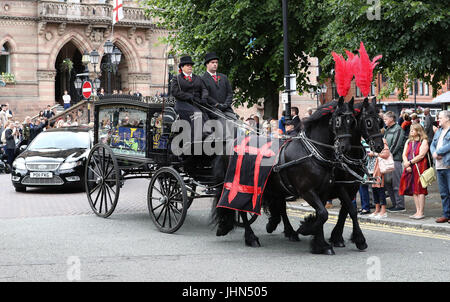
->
xmin=201 ymin=52 xmax=236 ymax=120
xmin=170 ymin=55 xmax=210 ymax=142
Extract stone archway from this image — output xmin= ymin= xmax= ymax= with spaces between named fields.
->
xmin=54 ymin=41 xmax=84 ymax=105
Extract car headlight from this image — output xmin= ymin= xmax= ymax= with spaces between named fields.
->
xmin=59 ymin=160 xmax=83 ymax=170
xmin=12 ymin=158 xmax=26 ymax=170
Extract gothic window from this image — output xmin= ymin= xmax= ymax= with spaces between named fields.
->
xmin=0 ymin=43 xmax=10 ymax=74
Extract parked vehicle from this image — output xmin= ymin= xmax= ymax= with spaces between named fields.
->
xmin=11 ymin=127 xmax=93 ymax=192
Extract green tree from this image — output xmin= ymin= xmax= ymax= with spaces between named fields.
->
xmin=144 ymin=0 xmax=327 ymax=118
xmin=316 ymin=0 xmax=450 ymax=99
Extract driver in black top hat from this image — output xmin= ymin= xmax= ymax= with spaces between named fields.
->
xmin=170 ymin=55 xmax=210 ymax=142
xmin=201 ymin=52 xmax=236 ymax=120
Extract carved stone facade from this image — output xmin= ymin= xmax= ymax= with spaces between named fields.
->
xmin=0 ymin=0 xmax=170 ymax=120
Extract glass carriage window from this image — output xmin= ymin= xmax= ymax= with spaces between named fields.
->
xmin=98 ymin=106 xmax=147 ymax=157
xmin=0 ymin=43 xmax=10 ymax=74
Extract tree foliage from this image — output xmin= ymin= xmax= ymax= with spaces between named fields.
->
xmin=316 ymin=0 xmax=450 ymax=99
xmin=144 ymin=0 xmax=449 ymax=113
xmin=143 ymin=0 xmax=327 ymax=118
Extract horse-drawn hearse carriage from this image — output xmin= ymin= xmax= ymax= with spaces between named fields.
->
xmin=84 ymin=94 xmax=256 ymax=234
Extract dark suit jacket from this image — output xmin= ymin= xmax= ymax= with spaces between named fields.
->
xmin=171 ymin=74 xmax=209 ymax=112
xmin=201 ymin=72 xmax=233 ymax=107
xmin=292 ymin=115 xmax=300 ymax=128
xmin=43 ymin=110 xmax=54 ymax=119
xmin=5 ymin=128 xmax=16 ymax=149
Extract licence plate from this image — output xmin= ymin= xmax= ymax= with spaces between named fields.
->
xmin=30 ymin=172 xmax=53 ymax=178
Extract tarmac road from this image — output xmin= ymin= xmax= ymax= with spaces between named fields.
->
xmin=0 ymin=175 xmax=449 ymax=282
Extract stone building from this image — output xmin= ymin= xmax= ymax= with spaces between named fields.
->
xmin=0 ymin=0 xmax=171 ymax=120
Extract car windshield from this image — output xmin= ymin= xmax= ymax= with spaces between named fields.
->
xmin=28 ymin=131 xmax=90 ymax=150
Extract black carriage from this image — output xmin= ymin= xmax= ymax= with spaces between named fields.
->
xmin=85 ymin=95 xmax=255 ymax=233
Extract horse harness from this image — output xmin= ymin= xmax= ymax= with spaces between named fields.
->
xmin=272 ymin=131 xmax=374 ymax=198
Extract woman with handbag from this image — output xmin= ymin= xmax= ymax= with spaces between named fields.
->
xmin=399 ymin=123 xmax=430 ymax=219
xmin=368 ymin=138 xmax=391 ymax=219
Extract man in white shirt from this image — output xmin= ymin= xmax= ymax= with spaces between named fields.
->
xmin=63 ymin=90 xmax=71 ymax=110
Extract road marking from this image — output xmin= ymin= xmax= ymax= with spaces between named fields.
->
xmin=287 ymin=209 xmax=450 ymax=241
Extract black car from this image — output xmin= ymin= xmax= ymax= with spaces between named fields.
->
xmin=11 ymin=127 xmax=93 ymax=192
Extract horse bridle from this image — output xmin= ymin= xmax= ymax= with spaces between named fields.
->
xmin=330 ymin=108 xmax=357 ymax=157
xmin=358 ymin=108 xmax=384 ymax=150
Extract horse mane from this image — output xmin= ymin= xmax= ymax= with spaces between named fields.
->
xmin=302 ymin=100 xmax=338 ymax=131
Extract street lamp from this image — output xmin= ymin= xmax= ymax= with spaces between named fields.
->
xmin=74 ymin=77 xmax=82 ymax=91
xmin=101 ymin=41 xmax=122 ymax=94
xmin=104 ymin=40 xmax=114 ymax=55
xmin=167 ymin=54 xmax=174 ymax=96
xmin=90 ymin=50 xmax=100 ymax=73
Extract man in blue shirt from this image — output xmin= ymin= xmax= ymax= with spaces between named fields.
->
xmin=430 ymin=110 xmax=450 ymax=223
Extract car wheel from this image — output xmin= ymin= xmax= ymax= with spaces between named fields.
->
xmin=14 ymin=185 xmax=26 ymax=192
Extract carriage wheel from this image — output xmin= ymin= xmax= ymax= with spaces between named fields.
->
xmin=147 ymin=167 xmax=188 ymax=233
xmin=235 ymin=212 xmax=258 ymax=227
xmin=85 ymin=143 xmax=120 ymax=218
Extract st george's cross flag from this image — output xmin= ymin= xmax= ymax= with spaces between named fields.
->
xmin=112 ymin=0 xmax=124 ymax=25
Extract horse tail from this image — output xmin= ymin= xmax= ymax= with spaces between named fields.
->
xmin=210 ymin=188 xmax=236 ymax=236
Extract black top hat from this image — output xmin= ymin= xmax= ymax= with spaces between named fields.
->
xmin=204 ymin=52 xmax=219 ymax=65
xmin=178 ymin=56 xmax=195 ymax=68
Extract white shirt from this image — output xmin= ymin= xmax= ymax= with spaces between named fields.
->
xmin=63 ymin=94 xmax=71 ymax=104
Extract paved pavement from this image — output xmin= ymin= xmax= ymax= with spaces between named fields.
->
xmin=287 ymin=180 xmax=450 ymax=234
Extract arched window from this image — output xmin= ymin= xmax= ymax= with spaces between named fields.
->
xmin=0 ymin=43 xmax=10 ymax=73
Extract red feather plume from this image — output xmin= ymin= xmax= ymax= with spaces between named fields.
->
xmin=332 ymin=51 xmax=353 ymax=97
xmin=353 ymin=42 xmax=382 ymax=97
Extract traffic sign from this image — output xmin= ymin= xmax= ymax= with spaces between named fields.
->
xmin=82 ymin=81 xmax=92 ymax=99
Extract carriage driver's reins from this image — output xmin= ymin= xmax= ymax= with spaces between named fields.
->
xmin=191 ymin=100 xmax=376 ymax=193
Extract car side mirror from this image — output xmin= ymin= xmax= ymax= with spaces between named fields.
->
xmin=19 ymin=145 xmax=27 ymax=152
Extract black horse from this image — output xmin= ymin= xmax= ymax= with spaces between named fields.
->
xmin=265 ymin=97 xmax=385 ymax=253
xmin=213 ymin=98 xmax=356 ymax=255
xmin=328 ymin=97 xmax=385 ymax=249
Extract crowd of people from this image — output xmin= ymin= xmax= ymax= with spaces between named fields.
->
xmin=323 ymin=106 xmax=449 ymax=224
xmin=238 ymin=104 xmax=450 ymax=224
xmin=0 ymin=102 xmax=92 ymax=169
xmin=239 ymin=107 xmax=303 ymax=138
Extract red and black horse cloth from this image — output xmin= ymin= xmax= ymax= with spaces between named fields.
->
xmin=217 ymin=135 xmax=285 ymax=215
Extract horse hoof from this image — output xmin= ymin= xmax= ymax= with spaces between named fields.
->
xmin=245 ymin=236 xmax=261 ymax=247
xmin=289 ymin=235 xmax=300 ymax=242
xmin=284 ymin=231 xmax=300 ymax=242
xmin=266 ymin=222 xmax=277 ymax=234
xmin=356 ymin=242 xmax=368 ymax=251
xmin=323 ymin=247 xmax=335 ymax=255
xmin=216 ymin=223 xmax=233 ymax=236
xmin=245 ymin=239 xmax=261 ymax=247
xmin=331 ymin=241 xmax=345 ymax=248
